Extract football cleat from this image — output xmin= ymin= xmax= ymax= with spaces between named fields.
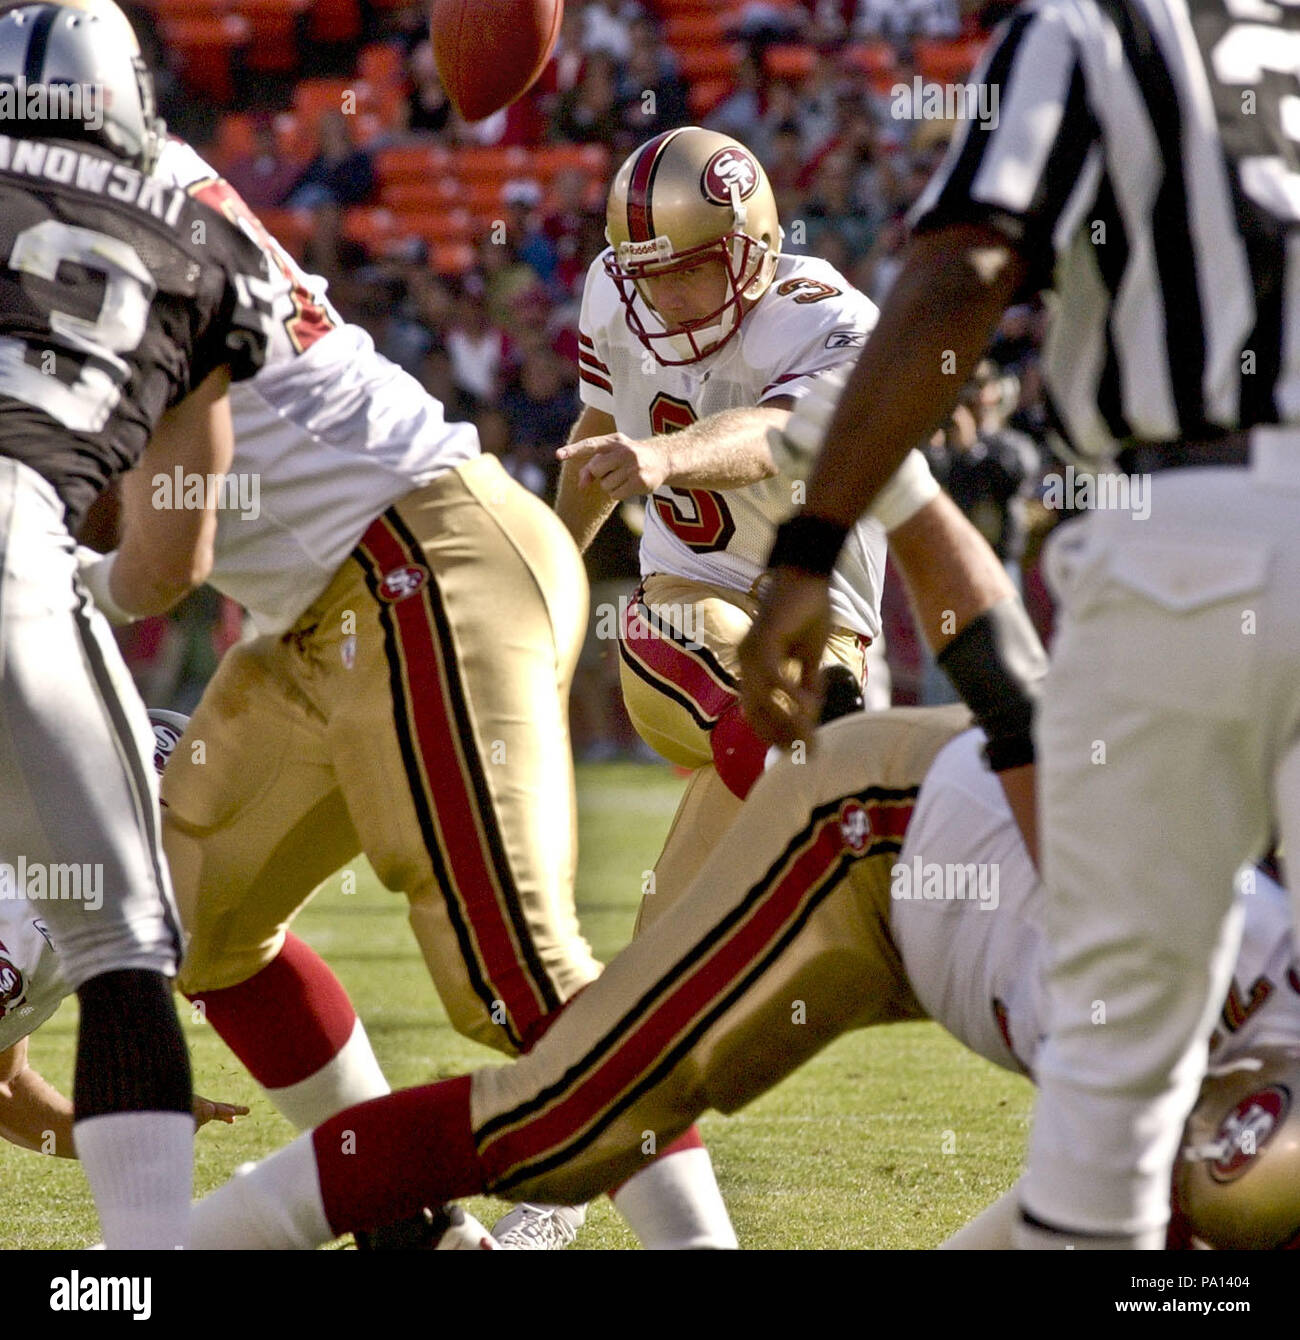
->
xmin=819 ymin=664 xmax=865 ymax=725
xmin=354 ymin=1203 xmax=498 ymax=1250
xmin=491 ymin=1202 xmax=586 ymax=1250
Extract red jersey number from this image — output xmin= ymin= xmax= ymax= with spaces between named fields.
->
xmin=190 ymin=176 xmax=336 ymax=353
xmin=648 ymin=392 xmax=736 ymax=554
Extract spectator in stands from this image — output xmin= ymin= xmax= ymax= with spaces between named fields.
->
xmin=551 ymin=51 xmax=624 ymax=149
xmin=795 ymin=46 xmax=849 ymax=160
xmin=477 ymin=229 xmax=545 ymax=326
xmin=418 ymin=349 xmax=475 ymax=424
xmin=854 ymin=0 xmax=960 ymax=45
xmin=619 ymin=30 xmax=689 ymax=141
xmin=705 ymin=50 xmax=765 ymax=144
xmin=288 ymin=110 xmax=375 ymax=209
xmin=500 ymin=349 xmax=579 ymax=499
xmin=541 ymin=168 xmax=603 ymax=299
xmin=803 ymin=150 xmax=878 ymax=259
xmin=581 ymin=0 xmax=645 ymax=63
xmin=502 ymin=179 xmax=558 ymax=288
xmin=765 ymin=119 xmax=807 ymax=226
xmin=475 ymin=404 xmax=549 ymax=497
xmin=407 ymin=40 xmax=453 ymax=134
xmin=445 ymin=286 xmax=507 ymax=407
xmin=224 ymin=119 xmax=301 ymax=210
xmin=382 ymin=268 xmax=455 ymax=375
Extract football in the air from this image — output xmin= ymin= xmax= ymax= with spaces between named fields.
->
xmin=430 ymin=0 xmax=564 ymax=123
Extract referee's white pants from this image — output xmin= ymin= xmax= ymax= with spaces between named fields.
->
xmin=1023 ymin=455 xmax=1300 ymax=1236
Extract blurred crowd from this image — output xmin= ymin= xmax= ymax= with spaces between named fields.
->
xmin=119 ymin=0 xmax=1059 ymax=741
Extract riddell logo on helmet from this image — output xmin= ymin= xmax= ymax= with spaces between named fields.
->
xmin=701 ymin=148 xmax=760 ymax=206
xmin=1208 ymin=1085 xmax=1289 ymax=1181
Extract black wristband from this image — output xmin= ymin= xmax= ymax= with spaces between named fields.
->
xmin=936 ymin=599 xmax=1047 ymax=772
xmin=767 ymin=514 xmax=850 ymax=578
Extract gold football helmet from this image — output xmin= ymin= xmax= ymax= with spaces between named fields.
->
xmin=605 ymin=126 xmax=782 ymax=366
xmin=1171 ymin=1046 xmax=1300 ymax=1249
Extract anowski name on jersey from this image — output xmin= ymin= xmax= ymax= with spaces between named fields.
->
xmin=579 ymin=249 xmax=886 ymax=638
xmin=0 ymin=133 xmax=278 ymax=529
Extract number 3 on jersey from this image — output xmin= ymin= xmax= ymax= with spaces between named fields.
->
xmin=649 ymin=392 xmax=736 ymax=554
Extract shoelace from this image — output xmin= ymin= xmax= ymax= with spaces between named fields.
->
xmin=497 ymin=1206 xmax=578 ymax=1249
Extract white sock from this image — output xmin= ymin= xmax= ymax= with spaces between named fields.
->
xmin=612 ymin=1147 xmax=738 ymax=1249
xmin=190 ymin=1133 xmax=332 ymax=1250
xmin=73 ymin=1111 xmax=194 ymax=1250
xmin=1014 ymin=1210 xmax=1164 ymax=1250
xmin=265 ymin=1019 xmax=391 ymax=1131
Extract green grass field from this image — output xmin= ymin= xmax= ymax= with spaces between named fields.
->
xmin=0 ymin=761 xmax=1032 ymax=1250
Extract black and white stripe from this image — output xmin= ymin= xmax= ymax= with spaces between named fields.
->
xmin=911 ymin=0 xmax=1298 ymax=464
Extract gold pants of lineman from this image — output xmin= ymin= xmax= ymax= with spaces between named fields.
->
xmin=468 ymin=709 xmax=971 ymax=1205
xmin=618 ymin=573 xmax=868 ymax=929
xmin=163 ymin=456 xmax=601 ymax=1055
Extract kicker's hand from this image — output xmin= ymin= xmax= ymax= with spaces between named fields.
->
xmin=738 ymin=568 xmax=833 ymax=748
xmin=557 ymin=433 xmax=672 ymax=499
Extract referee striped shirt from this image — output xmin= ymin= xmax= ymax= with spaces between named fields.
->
xmin=909 ymin=0 xmax=1300 ymax=464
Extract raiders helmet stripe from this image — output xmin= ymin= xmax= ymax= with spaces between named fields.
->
xmin=21 ymin=4 xmax=57 ymax=84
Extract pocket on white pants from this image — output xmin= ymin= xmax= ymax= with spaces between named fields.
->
xmin=1088 ymin=537 xmax=1269 ymax=718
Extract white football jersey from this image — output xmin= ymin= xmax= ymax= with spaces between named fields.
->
xmin=156 ymin=140 xmax=480 ymax=635
xmin=894 ymin=731 xmax=1300 ymax=1077
xmin=0 ymin=909 xmax=66 ymax=1056
xmin=578 ymin=250 xmax=887 ymax=639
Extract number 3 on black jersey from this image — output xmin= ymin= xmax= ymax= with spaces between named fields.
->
xmin=0 ymin=218 xmax=154 ymax=432
xmin=649 ymin=392 xmax=736 ymax=554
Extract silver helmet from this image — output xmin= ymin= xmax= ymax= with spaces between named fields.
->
xmin=0 ymin=2 xmax=164 ymax=172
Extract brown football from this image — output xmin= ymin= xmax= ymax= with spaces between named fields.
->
xmin=430 ymin=0 xmax=564 ymax=123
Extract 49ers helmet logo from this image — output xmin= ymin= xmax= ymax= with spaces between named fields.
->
xmin=701 ymin=147 xmax=760 ymax=206
xmin=378 ymin=565 xmax=429 ymax=603
xmin=0 ymin=951 xmax=26 ymax=1022
xmin=1208 ymin=1085 xmax=1289 ymax=1181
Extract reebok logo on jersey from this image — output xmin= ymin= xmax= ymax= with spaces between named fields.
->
xmin=825 ymin=330 xmax=868 ymax=349
xmin=377 ymin=565 xmax=429 ymax=603
xmin=50 ymin=1272 xmax=151 ymax=1321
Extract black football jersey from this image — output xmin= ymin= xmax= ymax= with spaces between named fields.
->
xmin=0 ymin=134 xmax=278 ymax=528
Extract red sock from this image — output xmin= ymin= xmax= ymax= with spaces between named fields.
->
xmin=607 ymin=1124 xmax=706 ymax=1198
xmin=185 ymin=934 xmax=356 ymax=1089
xmin=711 ymin=702 xmax=770 ymax=799
xmin=313 ymin=1076 xmax=485 ymax=1234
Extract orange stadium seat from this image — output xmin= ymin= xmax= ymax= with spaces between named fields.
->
xmin=308 ymin=0 xmax=360 ymax=44
xmin=664 ymin=13 xmax=728 ymax=47
xmin=916 ymin=39 xmax=985 ymax=84
xmin=451 ymin=146 xmax=533 ymax=182
xmin=212 ymin=113 xmax=259 ymax=169
xmin=688 ymin=78 xmax=735 ymax=118
xmin=765 ymin=44 xmax=814 ymax=81
xmin=358 ymin=43 xmax=405 ymax=88
xmin=675 ymin=43 xmax=743 ymax=86
xmin=376 ymin=144 xmax=452 ymax=186
xmin=431 ymin=242 xmax=476 ymax=275
xmin=235 ymin=0 xmax=307 ymax=74
xmin=159 ymin=14 xmax=249 ymax=104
